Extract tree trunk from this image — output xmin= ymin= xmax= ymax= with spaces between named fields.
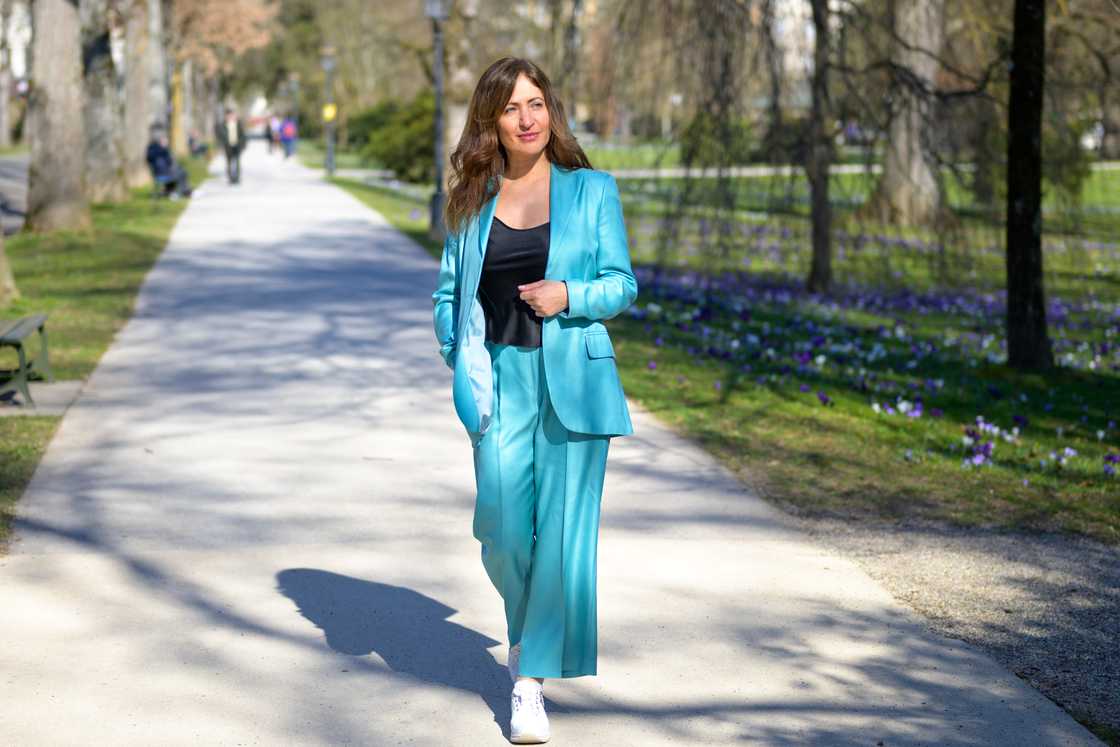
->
xmin=1005 ymin=0 xmax=1053 ymax=371
xmin=761 ymin=0 xmax=784 ymax=157
xmin=863 ymin=0 xmax=947 ymax=227
xmin=971 ymin=96 xmax=1000 ymax=210
xmin=81 ymin=0 xmax=128 ymax=203
xmin=1101 ymin=58 xmax=1120 ymax=159
xmin=559 ymin=0 xmax=584 ymax=127
xmin=146 ymin=0 xmax=166 ymax=128
xmin=0 ymin=0 xmax=13 ymax=149
xmin=123 ymin=0 xmax=151 ymax=188
xmin=181 ymin=59 xmax=193 ymax=151
xmin=0 ymin=234 xmax=17 ymax=307
xmin=170 ymin=63 xmax=185 ymax=155
xmin=27 ymin=0 xmax=91 ymax=232
xmin=805 ymin=0 xmax=833 ymax=294
xmin=548 ymin=0 xmax=564 ymax=74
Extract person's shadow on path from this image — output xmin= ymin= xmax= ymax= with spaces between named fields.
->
xmin=276 ymin=568 xmax=517 ymax=738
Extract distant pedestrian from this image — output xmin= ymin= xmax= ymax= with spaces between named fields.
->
xmin=216 ymin=108 xmax=246 ymax=184
xmin=268 ymin=114 xmax=281 ymax=154
xmin=145 ymin=128 xmax=192 ymax=199
xmin=279 ymin=116 xmax=298 ymax=159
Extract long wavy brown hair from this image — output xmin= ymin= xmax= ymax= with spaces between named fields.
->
xmin=445 ymin=57 xmax=592 ymax=234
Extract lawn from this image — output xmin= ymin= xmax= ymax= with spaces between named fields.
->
xmin=297 ymin=140 xmax=374 ymax=171
xmin=333 ymin=175 xmax=1120 ymax=545
xmin=0 ymin=156 xmax=212 ymax=549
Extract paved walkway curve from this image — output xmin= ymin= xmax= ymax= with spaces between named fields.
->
xmin=0 ymin=143 xmax=1101 ymax=746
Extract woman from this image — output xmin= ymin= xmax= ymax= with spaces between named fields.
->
xmin=432 ymin=57 xmax=637 ymax=744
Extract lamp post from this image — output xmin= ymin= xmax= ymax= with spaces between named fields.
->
xmin=425 ymin=0 xmax=448 ymax=240
xmin=321 ymin=46 xmax=337 ymax=176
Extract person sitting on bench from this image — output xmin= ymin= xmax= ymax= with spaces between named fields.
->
xmin=146 ymin=128 xmax=193 ymax=198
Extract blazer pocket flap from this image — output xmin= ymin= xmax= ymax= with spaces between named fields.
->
xmin=585 ymin=332 xmax=615 ymax=359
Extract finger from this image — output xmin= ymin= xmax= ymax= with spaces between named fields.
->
xmin=517 ymin=280 xmax=545 ymax=291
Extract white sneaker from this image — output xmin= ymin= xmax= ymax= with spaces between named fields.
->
xmin=510 ymin=679 xmax=549 ymax=744
xmin=508 ymin=643 xmax=520 ymax=682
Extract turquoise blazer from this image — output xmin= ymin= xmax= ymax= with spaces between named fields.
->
xmin=432 ymin=162 xmax=638 ymax=443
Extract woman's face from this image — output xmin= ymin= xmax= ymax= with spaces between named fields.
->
xmin=497 ymin=74 xmax=551 ymax=161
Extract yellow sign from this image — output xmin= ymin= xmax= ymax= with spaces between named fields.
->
xmin=322 ymin=103 xmax=337 ymax=122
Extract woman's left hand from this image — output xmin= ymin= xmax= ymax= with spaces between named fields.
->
xmin=518 ymin=279 xmax=569 ymax=318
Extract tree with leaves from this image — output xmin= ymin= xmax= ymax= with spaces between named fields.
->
xmin=168 ymin=0 xmax=275 ymax=152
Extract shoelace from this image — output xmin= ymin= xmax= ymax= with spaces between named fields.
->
xmin=512 ymin=684 xmax=545 ymax=716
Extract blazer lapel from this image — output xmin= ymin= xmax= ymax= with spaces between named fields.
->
xmin=476 ymin=189 xmax=499 ymax=260
xmin=547 ymin=161 xmax=579 ymax=278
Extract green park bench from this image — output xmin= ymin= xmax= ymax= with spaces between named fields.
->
xmin=0 ymin=314 xmax=54 ymax=408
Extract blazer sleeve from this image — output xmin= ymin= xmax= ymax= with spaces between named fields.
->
xmin=432 ymin=230 xmax=460 ymax=369
xmin=559 ymin=174 xmax=639 ymax=321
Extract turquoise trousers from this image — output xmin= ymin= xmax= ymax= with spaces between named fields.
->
xmin=472 ymin=341 xmax=611 ymax=679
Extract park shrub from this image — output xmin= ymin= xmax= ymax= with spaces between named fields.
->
xmin=361 ymin=91 xmax=435 ymax=183
xmin=679 ymin=110 xmax=755 ymax=168
xmin=346 ymin=100 xmax=400 ymax=153
xmin=752 ymin=116 xmax=810 ymax=165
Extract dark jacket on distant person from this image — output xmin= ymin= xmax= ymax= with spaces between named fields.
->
xmin=215 ymin=118 xmax=246 ymax=154
xmin=146 ymin=139 xmax=175 ymax=177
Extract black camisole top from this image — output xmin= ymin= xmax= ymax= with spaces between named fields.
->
xmin=479 ymin=216 xmax=550 ymax=347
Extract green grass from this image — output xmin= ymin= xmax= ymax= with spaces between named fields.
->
xmin=298 ymin=141 xmax=371 ymax=171
xmin=0 ymin=417 xmax=58 ymax=550
xmin=331 ymin=174 xmax=1120 ymax=547
xmin=0 ymin=156 xmax=211 ymax=549
xmin=583 ymin=142 xmax=681 ymax=169
xmin=610 ymin=315 xmax=1120 ymax=544
xmin=331 ymin=177 xmax=440 ymax=258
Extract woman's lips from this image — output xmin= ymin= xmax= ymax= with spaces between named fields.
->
xmin=518 ymin=132 xmax=539 ymax=141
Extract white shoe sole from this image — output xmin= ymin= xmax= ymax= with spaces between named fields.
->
xmin=510 ymin=731 xmax=549 ymax=744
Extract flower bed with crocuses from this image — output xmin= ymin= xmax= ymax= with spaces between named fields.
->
xmin=610 ymin=266 xmax=1120 ymax=543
